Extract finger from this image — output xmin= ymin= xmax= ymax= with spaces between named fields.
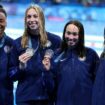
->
xmin=19 ymin=53 xmax=32 ymax=63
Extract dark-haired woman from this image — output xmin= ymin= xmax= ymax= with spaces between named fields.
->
xmin=43 ymin=20 xmax=99 ymax=105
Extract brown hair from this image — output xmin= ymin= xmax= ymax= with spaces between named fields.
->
xmin=21 ymin=4 xmax=47 ymax=48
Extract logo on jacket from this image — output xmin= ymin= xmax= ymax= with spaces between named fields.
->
xmin=4 ymin=45 xmax=12 ymax=53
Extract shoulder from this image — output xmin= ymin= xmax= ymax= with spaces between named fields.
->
xmin=99 ymin=58 xmax=105 ymax=65
xmin=5 ymin=35 xmax=14 ymax=46
xmin=86 ymin=47 xmax=98 ymax=55
xmin=15 ymin=36 xmax=22 ymax=42
xmin=86 ymin=47 xmax=99 ymax=58
xmin=13 ymin=36 xmax=22 ymax=49
xmin=14 ymin=36 xmax=22 ymax=45
xmin=5 ymin=35 xmax=13 ymax=41
xmin=47 ymin=32 xmax=61 ymax=41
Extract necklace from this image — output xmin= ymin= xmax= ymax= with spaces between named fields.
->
xmin=26 ymin=37 xmax=39 ymax=56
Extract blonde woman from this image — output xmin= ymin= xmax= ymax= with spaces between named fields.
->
xmin=9 ymin=4 xmax=61 ymax=105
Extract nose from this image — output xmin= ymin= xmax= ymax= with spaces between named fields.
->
xmin=67 ymin=34 xmax=74 ymax=40
xmin=30 ymin=16 xmax=35 ymax=21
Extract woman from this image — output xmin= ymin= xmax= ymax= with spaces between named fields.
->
xmin=43 ymin=20 xmax=99 ymax=105
xmin=9 ymin=4 xmax=61 ymax=105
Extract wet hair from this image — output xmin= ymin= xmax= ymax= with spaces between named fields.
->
xmin=61 ymin=20 xmax=86 ymax=57
xmin=21 ymin=4 xmax=47 ymax=48
xmin=0 ymin=5 xmax=7 ymax=17
xmin=100 ymin=28 xmax=105 ymax=58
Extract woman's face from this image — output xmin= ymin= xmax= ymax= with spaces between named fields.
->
xmin=26 ymin=8 xmax=39 ymax=31
xmin=64 ymin=24 xmax=79 ymax=47
xmin=0 ymin=12 xmax=6 ymax=38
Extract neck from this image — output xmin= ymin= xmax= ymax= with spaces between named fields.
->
xmin=27 ymin=28 xmax=39 ymax=36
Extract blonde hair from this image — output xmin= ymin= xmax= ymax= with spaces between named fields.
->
xmin=21 ymin=4 xmax=48 ymax=48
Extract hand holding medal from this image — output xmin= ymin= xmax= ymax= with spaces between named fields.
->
xmin=42 ymin=49 xmax=54 ymax=71
xmin=25 ymin=48 xmax=34 ymax=57
xmin=19 ymin=48 xmax=35 ymax=69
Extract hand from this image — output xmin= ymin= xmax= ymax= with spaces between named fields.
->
xmin=42 ymin=56 xmax=51 ymax=71
xmin=19 ymin=52 xmax=32 ymax=63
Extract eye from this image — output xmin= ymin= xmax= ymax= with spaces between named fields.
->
xmin=72 ymin=32 xmax=78 ymax=36
xmin=33 ymin=15 xmax=38 ymax=18
xmin=66 ymin=31 xmax=78 ymax=36
xmin=66 ymin=31 xmax=71 ymax=35
xmin=27 ymin=15 xmax=31 ymax=19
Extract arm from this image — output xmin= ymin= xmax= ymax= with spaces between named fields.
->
xmin=8 ymin=40 xmax=32 ymax=81
xmin=42 ymin=52 xmax=56 ymax=95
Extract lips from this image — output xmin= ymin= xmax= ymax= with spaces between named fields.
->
xmin=28 ymin=23 xmax=38 ymax=29
xmin=67 ymin=41 xmax=75 ymax=46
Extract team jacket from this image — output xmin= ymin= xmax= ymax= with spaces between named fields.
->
xmin=9 ymin=32 xmax=61 ymax=103
xmin=0 ymin=34 xmax=14 ymax=105
xmin=52 ymin=47 xmax=99 ymax=105
xmin=92 ymin=58 xmax=105 ymax=105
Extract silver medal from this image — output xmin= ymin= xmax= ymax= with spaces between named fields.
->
xmin=26 ymin=48 xmax=34 ymax=56
xmin=44 ymin=49 xmax=54 ymax=58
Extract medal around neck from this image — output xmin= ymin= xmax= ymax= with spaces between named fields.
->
xmin=26 ymin=48 xmax=35 ymax=56
xmin=44 ymin=49 xmax=54 ymax=58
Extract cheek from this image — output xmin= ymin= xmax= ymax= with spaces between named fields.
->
xmin=64 ymin=34 xmax=69 ymax=39
xmin=5 ymin=22 xmax=7 ymax=27
xmin=26 ymin=20 xmax=30 ymax=25
xmin=0 ymin=22 xmax=6 ymax=26
xmin=26 ymin=21 xmax=31 ymax=29
xmin=4 ymin=22 xmax=7 ymax=27
xmin=26 ymin=18 xmax=31 ymax=24
xmin=35 ymin=17 xmax=39 ymax=21
xmin=75 ymin=36 xmax=79 ymax=40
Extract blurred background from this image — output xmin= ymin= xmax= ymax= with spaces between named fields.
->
xmin=1 ymin=0 xmax=105 ymax=55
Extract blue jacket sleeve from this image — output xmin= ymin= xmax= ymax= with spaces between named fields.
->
xmin=8 ymin=40 xmax=25 ymax=81
xmin=37 ymin=59 xmax=55 ymax=95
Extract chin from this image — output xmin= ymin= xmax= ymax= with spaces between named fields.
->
xmin=68 ymin=43 xmax=75 ymax=46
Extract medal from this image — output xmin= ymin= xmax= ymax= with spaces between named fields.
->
xmin=44 ymin=49 xmax=54 ymax=58
xmin=26 ymin=48 xmax=34 ymax=56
